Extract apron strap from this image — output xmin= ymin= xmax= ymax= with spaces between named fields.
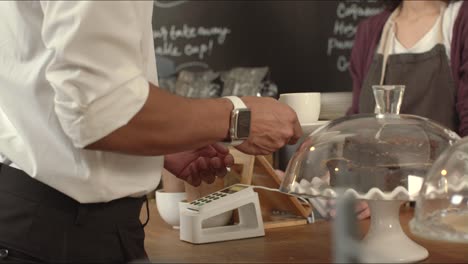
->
xmin=378 ymin=9 xmax=399 ymax=86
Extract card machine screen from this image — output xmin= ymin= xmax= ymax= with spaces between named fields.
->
xmin=220 ymin=185 xmax=248 ymax=194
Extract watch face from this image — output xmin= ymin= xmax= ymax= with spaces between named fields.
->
xmin=235 ymin=109 xmax=251 ymax=139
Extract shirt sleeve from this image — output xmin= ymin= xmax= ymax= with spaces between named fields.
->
xmin=40 ymin=1 xmax=150 ymax=148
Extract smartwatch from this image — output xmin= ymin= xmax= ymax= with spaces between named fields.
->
xmin=223 ymin=96 xmax=251 ymax=146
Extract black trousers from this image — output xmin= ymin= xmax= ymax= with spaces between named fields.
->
xmin=0 ymin=163 xmax=149 ymax=263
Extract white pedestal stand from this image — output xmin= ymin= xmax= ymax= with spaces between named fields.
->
xmin=360 ymin=200 xmax=428 ymax=263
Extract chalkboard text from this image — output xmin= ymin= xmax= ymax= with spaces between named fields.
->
xmin=154 ymin=24 xmax=231 ymax=60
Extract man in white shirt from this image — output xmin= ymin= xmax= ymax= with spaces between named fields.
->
xmin=0 ymin=1 xmax=302 ymax=263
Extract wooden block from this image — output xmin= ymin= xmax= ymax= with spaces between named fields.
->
xmin=227 ymin=147 xmax=312 ymax=229
xmin=254 ymin=156 xmax=312 ymax=219
xmin=264 ymin=218 xmax=308 ymax=229
xmin=229 ymin=147 xmax=255 ymax=184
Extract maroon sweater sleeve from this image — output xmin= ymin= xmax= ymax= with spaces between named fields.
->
xmin=347 ymin=11 xmax=391 ymax=115
xmin=452 ymin=1 xmax=468 ymax=136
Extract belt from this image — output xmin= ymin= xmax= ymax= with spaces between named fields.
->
xmin=0 ymin=162 xmax=145 ymax=227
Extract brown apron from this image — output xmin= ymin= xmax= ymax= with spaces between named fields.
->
xmin=358 ymin=5 xmax=458 ymax=131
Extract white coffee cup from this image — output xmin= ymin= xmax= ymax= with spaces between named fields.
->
xmin=155 ymin=190 xmax=187 ymax=229
xmin=278 ymin=92 xmax=321 ymax=125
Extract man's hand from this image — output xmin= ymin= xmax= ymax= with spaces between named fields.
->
xmin=235 ymin=96 xmax=303 ymax=155
xmin=164 ymin=143 xmax=234 ymax=186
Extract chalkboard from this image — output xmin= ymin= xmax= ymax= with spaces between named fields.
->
xmin=152 ymin=0 xmax=383 ymax=94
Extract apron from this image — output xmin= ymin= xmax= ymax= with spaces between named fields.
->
xmin=358 ymin=5 xmax=458 ymax=131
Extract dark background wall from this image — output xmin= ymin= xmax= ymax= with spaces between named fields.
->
xmin=152 ymin=0 xmax=383 ymax=93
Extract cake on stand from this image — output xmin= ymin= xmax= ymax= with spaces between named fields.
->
xmin=280 ymin=85 xmax=460 ymax=263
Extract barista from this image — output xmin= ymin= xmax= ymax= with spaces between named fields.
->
xmin=348 ymin=0 xmax=468 ymax=136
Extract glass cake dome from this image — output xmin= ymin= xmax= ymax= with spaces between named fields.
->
xmin=410 ymin=137 xmax=468 ymax=243
xmin=280 ymin=86 xmax=460 ymax=263
xmin=280 ymin=113 xmax=459 ymax=200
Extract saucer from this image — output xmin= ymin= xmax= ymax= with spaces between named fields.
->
xmin=301 ymin=120 xmax=330 ymax=135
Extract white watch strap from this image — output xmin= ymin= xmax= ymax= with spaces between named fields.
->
xmin=223 ymin=96 xmax=247 ymax=146
xmin=223 ymin=96 xmax=247 ymax=109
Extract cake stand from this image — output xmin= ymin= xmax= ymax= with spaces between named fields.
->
xmin=280 ymin=85 xmax=460 ymax=263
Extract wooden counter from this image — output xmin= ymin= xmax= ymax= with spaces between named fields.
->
xmin=142 ymin=202 xmax=468 ymax=263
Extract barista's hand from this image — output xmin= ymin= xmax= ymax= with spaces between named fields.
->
xmin=164 ymin=143 xmax=234 ymax=186
xmin=235 ymin=96 xmax=303 ymax=155
xmin=328 ymin=200 xmax=371 ymax=220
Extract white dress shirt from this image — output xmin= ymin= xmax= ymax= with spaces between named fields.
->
xmin=0 ymin=1 xmax=162 ymax=203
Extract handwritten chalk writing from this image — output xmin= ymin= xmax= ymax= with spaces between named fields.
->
xmin=153 ymin=26 xmax=169 ymax=41
xmin=154 ymin=25 xmax=231 ymax=45
xmin=326 ymin=2 xmax=383 ymax=72
xmin=337 ymin=2 xmax=382 ymax=20
xmin=154 ymin=23 xmax=230 ymax=61
xmin=184 ymin=40 xmax=214 ymax=60
xmin=155 ymin=42 xmax=182 ymax=57
xmin=175 ymin=61 xmax=210 ymax=72
xmin=333 ymin=21 xmax=357 ymax=38
xmin=337 ymin=55 xmax=350 ymax=72
xmin=153 ymin=1 xmax=383 ymax=79
xmin=197 ymin=27 xmax=231 ymax=44
xmin=327 ymin=38 xmax=354 ymax=56
xmin=155 ymin=40 xmax=215 ymax=59
xmin=169 ymin=25 xmax=196 ymax=41
xmin=153 ymin=25 xmax=195 ymax=42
